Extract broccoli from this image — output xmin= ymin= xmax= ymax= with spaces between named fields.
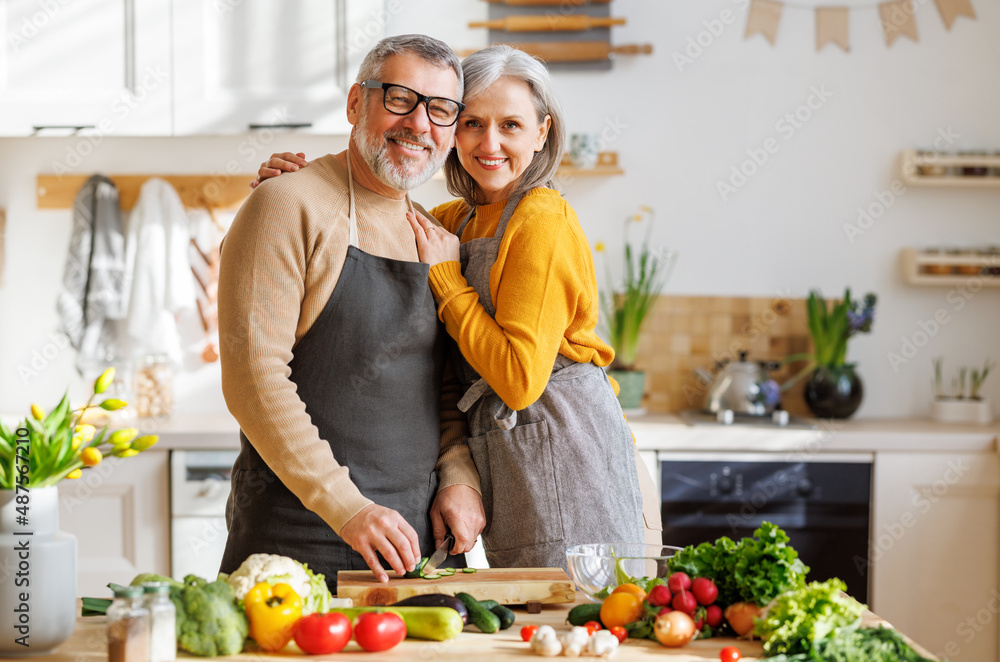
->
xmin=129 ymin=573 xmax=183 ymax=589
xmin=172 ymin=575 xmax=249 ymax=657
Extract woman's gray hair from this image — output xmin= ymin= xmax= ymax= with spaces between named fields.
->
xmin=356 ymin=34 xmax=463 ymax=99
xmin=445 ymin=45 xmax=566 ymax=208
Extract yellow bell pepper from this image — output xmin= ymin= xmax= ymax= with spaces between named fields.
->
xmin=245 ymin=582 xmax=302 ymax=652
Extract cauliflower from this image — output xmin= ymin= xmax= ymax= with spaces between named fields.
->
xmin=559 ymin=626 xmax=591 ymax=657
xmin=530 ymin=625 xmax=563 ymax=657
xmin=226 ymin=553 xmax=332 ymax=615
xmin=586 ymin=630 xmax=620 ymax=658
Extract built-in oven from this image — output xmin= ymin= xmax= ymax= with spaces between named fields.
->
xmin=170 ymin=450 xmax=239 ymax=580
xmin=660 ymin=452 xmax=872 ymax=603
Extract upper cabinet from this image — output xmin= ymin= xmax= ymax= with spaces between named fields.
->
xmin=1 ymin=0 xmax=384 ymax=137
xmin=0 ymin=0 xmax=172 ymax=136
xmin=172 ymin=0 xmax=379 ymax=135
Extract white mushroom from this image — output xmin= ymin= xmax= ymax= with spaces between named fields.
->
xmin=559 ymin=626 xmax=591 ymax=657
xmin=530 ymin=625 xmax=563 ymax=657
xmin=586 ymin=630 xmax=620 ymax=658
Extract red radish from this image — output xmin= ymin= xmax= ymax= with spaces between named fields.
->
xmin=647 ymin=585 xmax=673 ymax=607
xmin=657 ymin=606 xmax=673 ymax=617
xmin=691 ymin=577 xmax=719 ymax=605
xmin=667 ymin=572 xmax=692 ymax=593
xmin=705 ymin=604 xmax=724 ymax=628
xmin=672 ymin=590 xmax=698 ymax=615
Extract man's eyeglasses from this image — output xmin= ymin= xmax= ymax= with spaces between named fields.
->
xmin=361 ymin=80 xmax=465 ymax=127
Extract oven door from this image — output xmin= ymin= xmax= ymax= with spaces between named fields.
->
xmin=659 ymin=452 xmax=873 ymax=604
xmin=170 ymin=450 xmax=239 ymax=580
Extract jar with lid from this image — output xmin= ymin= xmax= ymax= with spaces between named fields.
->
xmin=135 ymin=354 xmax=173 ymax=418
xmin=143 ymin=583 xmax=177 ymax=662
xmin=108 ymin=585 xmax=150 ymax=662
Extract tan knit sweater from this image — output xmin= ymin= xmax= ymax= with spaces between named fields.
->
xmin=217 ymin=152 xmax=478 ymax=535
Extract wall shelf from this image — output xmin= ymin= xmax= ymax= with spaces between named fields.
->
xmin=431 ymin=151 xmax=623 ymax=181
xmin=901 ymin=248 xmax=1000 ymax=287
xmin=899 ymin=150 xmax=1000 ymax=188
xmin=36 ymin=174 xmax=255 ymax=211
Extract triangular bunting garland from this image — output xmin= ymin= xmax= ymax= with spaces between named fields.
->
xmin=746 ymin=0 xmax=784 ymax=45
xmin=816 ymin=6 xmax=850 ymax=52
xmin=934 ymin=0 xmax=976 ymax=29
xmin=879 ymin=0 xmax=919 ymax=46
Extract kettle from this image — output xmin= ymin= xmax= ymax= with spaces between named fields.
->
xmin=696 ymin=351 xmax=781 ymax=416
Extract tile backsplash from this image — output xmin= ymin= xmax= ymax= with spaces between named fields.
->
xmin=632 ymin=294 xmax=812 ymax=415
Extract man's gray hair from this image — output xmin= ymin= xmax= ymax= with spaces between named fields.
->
xmin=444 ymin=45 xmax=566 ymax=208
xmin=356 ymin=34 xmax=463 ymax=98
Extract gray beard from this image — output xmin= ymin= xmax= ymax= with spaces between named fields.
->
xmin=354 ymin=110 xmax=449 ymax=191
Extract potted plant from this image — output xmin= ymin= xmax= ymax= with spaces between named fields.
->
xmin=597 ymin=205 xmax=676 ymax=410
xmin=931 ymin=358 xmax=994 ymax=424
xmin=0 ymin=368 xmax=159 ymax=655
xmin=785 ymin=288 xmax=877 ymax=419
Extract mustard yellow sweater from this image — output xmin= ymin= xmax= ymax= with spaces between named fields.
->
xmin=427 ymin=188 xmax=614 ymax=410
xmin=218 ymin=152 xmax=477 ymax=536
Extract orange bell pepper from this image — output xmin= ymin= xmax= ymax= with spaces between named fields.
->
xmin=244 ymin=582 xmax=302 ymax=652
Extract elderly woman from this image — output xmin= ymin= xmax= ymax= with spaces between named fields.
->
xmin=256 ymin=46 xmax=657 ymax=570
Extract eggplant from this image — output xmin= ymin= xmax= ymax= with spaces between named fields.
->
xmin=392 ymin=593 xmax=469 ymax=624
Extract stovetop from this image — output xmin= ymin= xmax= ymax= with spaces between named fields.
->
xmin=679 ymin=408 xmax=817 ymax=429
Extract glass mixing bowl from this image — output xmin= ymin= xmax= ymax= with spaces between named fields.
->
xmin=566 ymin=543 xmax=683 ymax=602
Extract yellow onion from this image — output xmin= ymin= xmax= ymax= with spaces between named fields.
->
xmin=80 ymin=447 xmax=103 ymax=466
xmin=94 ymin=367 xmax=116 ymax=394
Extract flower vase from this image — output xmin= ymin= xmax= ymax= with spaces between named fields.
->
xmin=0 ymin=486 xmax=77 ymax=657
xmin=804 ymin=365 xmax=864 ymax=419
xmin=608 ymin=369 xmax=646 ymax=412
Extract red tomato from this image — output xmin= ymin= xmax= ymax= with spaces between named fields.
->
xmin=293 ymin=612 xmax=352 ymax=655
xmin=520 ymin=625 xmax=539 ymax=642
xmin=609 ymin=626 xmax=628 ymax=643
xmin=353 ymin=612 xmax=406 ymax=652
xmin=584 ymin=621 xmax=602 ymax=635
xmin=720 ymin=645 xmax=742 ymax=661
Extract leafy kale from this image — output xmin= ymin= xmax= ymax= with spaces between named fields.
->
xmin=766 ymin=626 xmax=938 ymax=662
xmin=666 ymin=522 xmax=808 ymax=606
xmin=755 ymin=578 xmax=865 ymax=657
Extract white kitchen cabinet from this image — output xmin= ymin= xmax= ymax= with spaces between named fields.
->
xmin=0 ymin=0 xmax=172 ymax=137
xmin=59 ymin=450 xmax=170 ymax=597
xmin=171 ymin=0 xmax=384 ymax=135
xmin=871 ymin=451 xmax=1000 ymax=662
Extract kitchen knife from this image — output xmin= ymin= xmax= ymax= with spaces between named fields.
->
xmin=420 ymin=532 xmax=454 ymax=577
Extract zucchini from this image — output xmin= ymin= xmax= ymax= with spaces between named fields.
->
xmin=404 ymin=557 xmax=429 ymax=579
xmin=326 ymin=606 xmax=463 ymax=641
xmin=567 ymin=602 xmax=603 ymax=627
xmin=456 ymin=592 xmax=501 ymax=633
xmin=392 ymin=594 xmax=469 ymax=624
xmin=490 ymin=603 xmax=516 ymax=630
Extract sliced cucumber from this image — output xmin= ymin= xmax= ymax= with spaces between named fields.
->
xmin=462 ymin=567 xmax=478 ymax=574
xmin=422 ymin=573 xmax=441 ymax=580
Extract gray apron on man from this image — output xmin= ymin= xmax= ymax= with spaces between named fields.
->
xmin=452 ymin=192 xmax=644 ymax=570
xmin=220 ymin=156 xmax=445 ymax=588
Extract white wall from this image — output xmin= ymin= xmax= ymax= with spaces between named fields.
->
xmin=1 ymin=0 xmax=998 ymax=418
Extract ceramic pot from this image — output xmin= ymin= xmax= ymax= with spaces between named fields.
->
xmin=0 ymin=486 xmax=77 ymax=657
xmin=804 ymin=365 xmax=863 ymax=419
xmin=607 ymin=369 xmax=645 ymax=411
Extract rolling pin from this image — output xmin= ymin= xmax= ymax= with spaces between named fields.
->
xmin=470 ymin=15 xmax=625 ymax=31
xmin=484 ymin=0 xmax=610 ymax=5
xmin=499 ymin=41 xmax=653 ymax=62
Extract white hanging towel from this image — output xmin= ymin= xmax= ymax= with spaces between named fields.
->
xmin=122 ymin=178 xmax=196 ymax=366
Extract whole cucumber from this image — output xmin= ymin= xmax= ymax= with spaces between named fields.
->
xmin=326 ymin=606 xmax=463 ymax=641
xmin=490 ymin=604 xmax=516 ymax=630
xmin=567 ymin=602 xmax=603 ymax=627
xmin=455 ymin=592 xmax=501 ymax=634
xmin=391 ymin=593 xmax=469 ymax=624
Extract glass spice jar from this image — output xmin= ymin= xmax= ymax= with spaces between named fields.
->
xmin=135 ymin=354 xmax=172 ymax=418
xmin=108 ymin=586 xmax=149 ymax=662
xmin=142 ymin=583 xmax=176 ymax=662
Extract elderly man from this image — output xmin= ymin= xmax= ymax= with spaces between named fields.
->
xmin=218 ymin=34 xmax=485 ymax=585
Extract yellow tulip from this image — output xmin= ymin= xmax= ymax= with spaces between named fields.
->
xmin=94 ymin=367 xmax=116 ymax=395
xmin=108 ymin=428 xmax=138 ymax=447
xmin=130 ymin=435 xmax=159 ymax=452
xmin=74 ymin=424 xmax=96 ymax=442
xmin=114 ymin=448 xmax=139 ymax=458
xmin=71 ymin=436 xmax=82 ymax=451
xmin=67 ymin=469 xmax=82 ymax=479
xmin=31 ymin=404 xmax=45 ymax=421
xmin=100 ymin=399 xmax=127 ymax=411
xmin=640 ymin=205 xmax=653 ymax=213
xmin=81 ymin=447 xmax=102 ymax=466
xmin=595 ymin=242 xmax=605 ymax=253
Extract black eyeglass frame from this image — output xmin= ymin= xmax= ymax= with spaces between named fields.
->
xmin=360 ymin=80 xmax=466 ymax=127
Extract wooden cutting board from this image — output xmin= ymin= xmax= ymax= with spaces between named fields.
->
xmin=336 ymin=567 xmax=575 ymax=606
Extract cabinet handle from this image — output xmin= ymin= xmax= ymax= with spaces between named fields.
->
xmin=32 ymin=125 xmax=97 ymax=133
xmin=248 ymin=123 xmax=313 ymax=130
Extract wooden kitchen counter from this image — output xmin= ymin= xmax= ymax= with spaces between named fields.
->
xmin=46 ymin=595 xmax=936 ymax=661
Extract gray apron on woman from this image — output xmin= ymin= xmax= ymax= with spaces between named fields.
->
xmin=220 ymin=156 xmax=446 ymax=588
xmin=452 ymin=192 xmax=644 ymax=570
